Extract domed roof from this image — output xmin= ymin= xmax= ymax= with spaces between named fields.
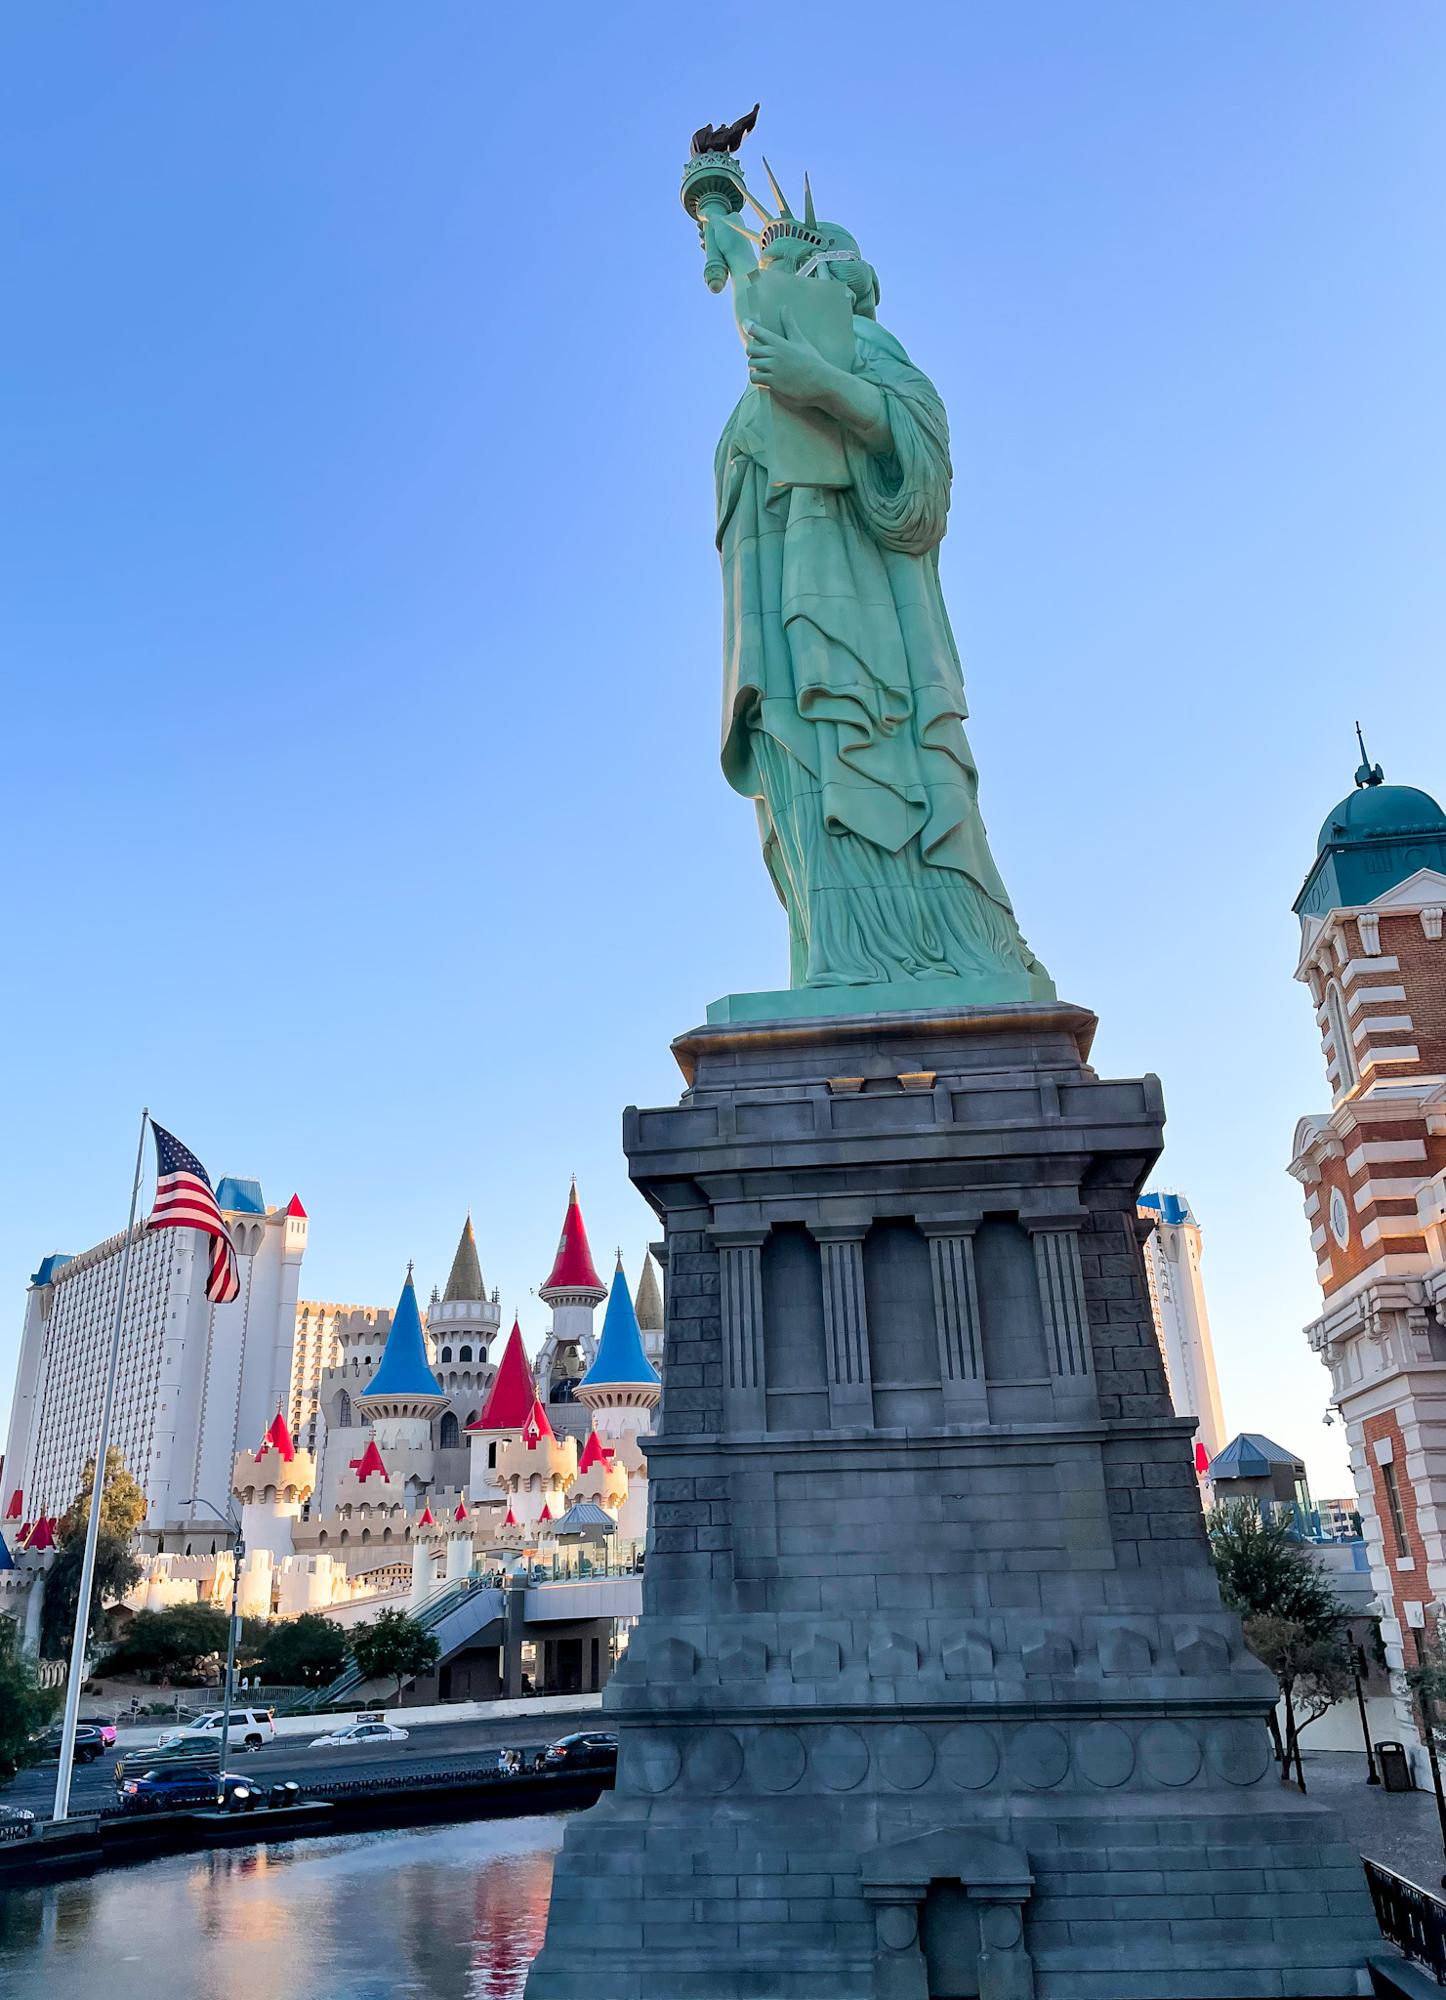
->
xmin=1317 ymin=779 xmax=1446 ymax=854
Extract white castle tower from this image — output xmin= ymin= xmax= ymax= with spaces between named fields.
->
xmin=494 ymin=1392 xmax=578 ymax=1530
xmin=574 ymin=1259 xmax=661 ymax=1544
xmin=534 ymin=1182 xmax=607 ymax=1437
xmin=427 ymin=1213 xmax=502 ymax=1398
xmin=231 ymin=1410 xmax=316 ymax=1559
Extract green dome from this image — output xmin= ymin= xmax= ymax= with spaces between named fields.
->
xmin=1317 ymin=782 xmax=1446 ymax=854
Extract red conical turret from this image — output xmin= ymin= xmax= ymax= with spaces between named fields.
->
xmin=538 ymin=1181 xmax=605 ymax=1304
xmin=468 ymin=1317 xmax=536 ymax=1432
xmin=522 ymin=1394 xmax=555 ymax=1449
xmin=256 ymin=1409 xmax=296 ymax=1462
xmin=418 ymin=1504 xmax=436 ymax=1528
xmin=5 ymin=1488 xmax=21 ymax=1521
xmin=348 ymin=1439 xmax=389 ymax=1483
xmin=578 ymin=1428 xmax=610 ymax=1474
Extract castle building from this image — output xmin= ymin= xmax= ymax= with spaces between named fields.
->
xmin=1288 ymin=742 xmax=1446 ymax=1744
xmin=289 ymin=1288 xmax=387 ymax=1455
xmin=1136 ymin=1190 xmax=1229 ymax=1468
xmin=3 ymin=1176 xmax=307 ymax=1548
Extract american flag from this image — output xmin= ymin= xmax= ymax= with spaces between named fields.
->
xmin=146 ymin=1120 xmax=241 ymax=1304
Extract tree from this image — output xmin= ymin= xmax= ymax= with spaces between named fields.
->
xmin=1241 ymin=1614 xmax=1354 ymax=1793
xmin=0 ymin=1618 xmax=57 ymax=1780
xmin=260 ymin=1614 xmax=348 ymax=1687
xmin=39 ymin=1448 xmax=145 ymax=1660
xmin=104 ymin=1603 xmax=230 ymax=1680
xmin=1207 ymin=1500 xmax=1347 ymax=1790
xmin=349 ymin=1608 xmax=440 ymax=1704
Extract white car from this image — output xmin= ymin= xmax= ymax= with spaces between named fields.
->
xmin=157 ymin=1706 xmax=276 ymax=1751
xmin=309 ymin=1720 xmax=410 ymax=1749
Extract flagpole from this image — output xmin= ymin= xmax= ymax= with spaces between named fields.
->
xmin=52 ymin=1106 xmax=149 ymax=1824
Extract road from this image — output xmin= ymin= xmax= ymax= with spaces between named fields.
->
xmin=1 ymin=1709 xmax=603 ymax=1817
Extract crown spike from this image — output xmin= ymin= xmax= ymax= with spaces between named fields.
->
xmin=760 ymin=157 xmax=793 ymax=219
xmin=803 ymin=172 xmax=817 ymax=229
xmin=742 ymin=187 xmax=777 ymax=225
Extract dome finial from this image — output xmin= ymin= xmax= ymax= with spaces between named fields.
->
xmin=1355 ymin=720 xmax=1384 ymax=790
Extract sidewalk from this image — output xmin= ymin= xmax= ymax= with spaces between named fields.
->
xmin=1303 ymin=1748 xmax=1446 ymax=1894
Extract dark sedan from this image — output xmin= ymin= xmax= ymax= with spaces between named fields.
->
xmin=541 ymin=1731 xmax=618 ymax=1771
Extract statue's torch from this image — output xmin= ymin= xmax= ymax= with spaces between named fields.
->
xmin=681 ymin=150 xmax=747 ymax=294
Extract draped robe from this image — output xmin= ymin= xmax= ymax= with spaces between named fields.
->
xmin=715 ymin=313 xmax=1051 ymax=997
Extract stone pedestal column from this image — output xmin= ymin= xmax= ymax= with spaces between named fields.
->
xmin=527 ymin=1002 xmax=1376 ymax=2000
xmin=921 ymin=1220 xmax=990 ymax=1424
xmin=812 ymin=1224 xmax=874 ymax=1428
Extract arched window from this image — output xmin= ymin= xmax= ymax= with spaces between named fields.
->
xmin=1325 ymin=981 xmax=1357 ymax=1093
xmin=438 ymin=1411 xmax=461 ymax=1450
xmin=440 ymin=1346 xmax=452 ymax=1363
xmin=335 ymin=1389 xmax=353 ymax=1428
xmin=317 ymin=1530 xmax=328 ymax=1546
xmin=459 ymin=1344 xmax=472 ymax=1363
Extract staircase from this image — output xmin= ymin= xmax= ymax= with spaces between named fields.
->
xmin=297 ymin=1578 xmax=505 ymax=1712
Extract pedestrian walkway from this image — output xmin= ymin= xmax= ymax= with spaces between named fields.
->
xmin=1305 ymin=1749 xmax=1446 ymax=1894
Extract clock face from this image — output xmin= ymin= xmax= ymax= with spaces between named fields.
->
xmin=1329 ymin=1185 xmax=1352 ymax=1250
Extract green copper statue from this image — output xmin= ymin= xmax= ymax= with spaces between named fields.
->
xmin=682 ymin=121 xmax=1054 ymax=1010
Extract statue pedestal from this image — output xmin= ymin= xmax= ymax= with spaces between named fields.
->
xmin=527 ymin=1003 xmax=1375 ymax=2000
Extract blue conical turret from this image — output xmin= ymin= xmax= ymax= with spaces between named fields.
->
xmin=582 ymin=1262 xmax=661 ymax=1390
xmin=362 ymin=1268 xmax=445 ymax=1400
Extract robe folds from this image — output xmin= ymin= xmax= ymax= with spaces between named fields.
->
xmin=715 ymin=313 xmax=1051 ymax=994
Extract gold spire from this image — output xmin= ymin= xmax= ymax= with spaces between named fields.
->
xmin=634 ymin=1252 xmax=664 ymax=1333
xmin=443 ymin=1214 xmax=485 ymax=1303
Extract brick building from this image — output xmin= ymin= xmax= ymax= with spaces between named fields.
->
xmin=1289 ymin=739 xmax=1446 ymax=1757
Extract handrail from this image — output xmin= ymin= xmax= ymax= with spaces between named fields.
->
xmin=1365 ymin=1857 xmax=1446 ymax=1983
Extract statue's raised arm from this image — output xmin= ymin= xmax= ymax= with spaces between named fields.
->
xmin=680 ymin=116 xmax=1054 ymax=1007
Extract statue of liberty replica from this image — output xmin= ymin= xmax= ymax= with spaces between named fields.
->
xmin=689 ymin=119 xmax=1052 ymax=1009
xmin=527 ymin=113 xmax=1374 ymax=2000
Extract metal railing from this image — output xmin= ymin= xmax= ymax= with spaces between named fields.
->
xmin=1366 ymin=1858 xmax=1446 ymax=1983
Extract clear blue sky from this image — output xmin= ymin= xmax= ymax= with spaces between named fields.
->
xmin=4 ymin=4 xmax=1444 ymax=1490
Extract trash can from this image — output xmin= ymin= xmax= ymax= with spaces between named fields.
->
xmin=1377 ymin=1741 xmax=1414 ymax=1792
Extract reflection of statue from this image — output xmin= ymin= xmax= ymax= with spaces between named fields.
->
xmin=682 ymin=131 xmax=1054 ymax=1003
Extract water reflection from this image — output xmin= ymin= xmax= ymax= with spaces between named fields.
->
xmin=0 ymin=1816 xmax=563 ymax=2000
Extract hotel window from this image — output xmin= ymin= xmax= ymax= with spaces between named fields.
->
xmin=1383 ymin=1459 xmax=1410 ymax=1556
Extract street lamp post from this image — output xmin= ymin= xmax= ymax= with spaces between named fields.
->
xmin=1352 ymin=1645 xmax=1380 ymax=1785
xmin=186 ymin=1495 xmax=243 ymax=1807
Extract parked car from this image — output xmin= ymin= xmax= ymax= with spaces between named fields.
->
xmin=541 ymin=1731 xmax=618 ymax=1770
xmin=157 ymin=1706 xmax=275 ymax=1751
xmin=116 ymin=1760 xmax=252 ymax=1814
xmin=80 ymin=1718 xmax=118 ymax=1747
xmin=32 ymin=1723 xmax=107 ymax=1765
xmin=0 ymin=1804 xmax=35 ymax=1843
xmin=309 ymin=1720 xmax=410 ymax=1749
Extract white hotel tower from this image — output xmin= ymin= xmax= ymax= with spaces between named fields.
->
xmin=4 ymin=1177 xmax=307 ymax=1549
xmin=1136 ymin=1189 xmax=1229 ymax=1469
